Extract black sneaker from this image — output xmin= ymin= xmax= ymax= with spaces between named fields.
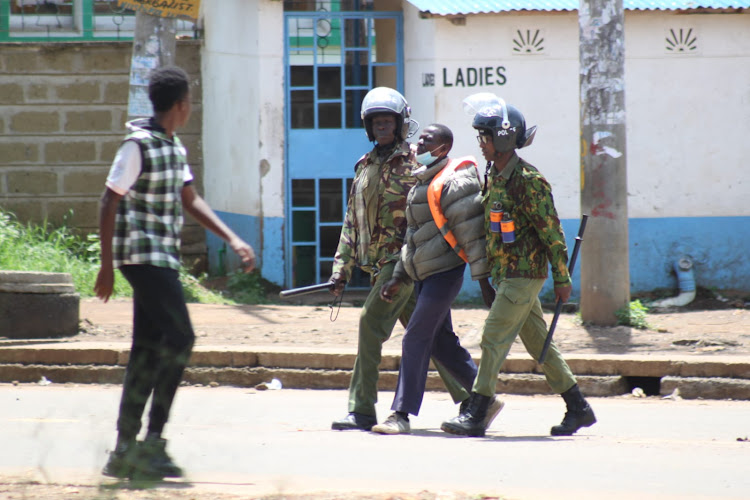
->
xmin=102 ymin=443 xmax=138 ymax=478
xmin=135 ymin=437 xmax=183 ymax=479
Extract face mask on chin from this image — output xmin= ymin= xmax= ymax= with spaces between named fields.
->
xmin=415 ymin=146 xmax=444 ymax=166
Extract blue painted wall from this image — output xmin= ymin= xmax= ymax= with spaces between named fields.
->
xmin=456 ymin=215 xmax=750 ymax=302
xmin=205 ymin=211 xmax=285 ymax=286
xmin=205 ymin=213 xmax=749 ymax=298
xmin=627 ymin=216 xmax=750 ymax=293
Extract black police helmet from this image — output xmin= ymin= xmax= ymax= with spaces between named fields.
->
xmin=473 ymin=103 xmax=536 ymax=152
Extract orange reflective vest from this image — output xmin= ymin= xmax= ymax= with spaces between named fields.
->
xmin=426 ymin=156 xmax=479 ymax=264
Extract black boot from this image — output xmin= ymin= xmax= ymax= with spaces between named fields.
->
xmin=331 ymin=412 xmax=377 ymax=431
xmin=441 ymin=392 xmax=491 ymax=437
xmin=551 ymin=384 xmax=597 ymax=436
xmin=102 ymin=438 xmax=138 ymax=479
xmin=135 ymin=436 xmax=183 ymax=479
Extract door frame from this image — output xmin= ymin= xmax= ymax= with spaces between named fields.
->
xmin=282 ymin=9 xmax=404 ymax=289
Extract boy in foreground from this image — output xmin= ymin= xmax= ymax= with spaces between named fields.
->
xmin=95 ymin=66 xmax=255 ymax=479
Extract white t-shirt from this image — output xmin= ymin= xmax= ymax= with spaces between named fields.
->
xmin=106 ymin=140 xmax=194 ymax=195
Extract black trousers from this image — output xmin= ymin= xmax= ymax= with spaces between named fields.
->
xmin=116 ymin=264 xmax=195 ymax=440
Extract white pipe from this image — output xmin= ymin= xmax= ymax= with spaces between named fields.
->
xmin=651 ymin=257 xmax=696 ymax=307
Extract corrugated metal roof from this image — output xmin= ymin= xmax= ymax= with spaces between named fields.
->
xmin=406 ymin=0 xmax=750 ymax=14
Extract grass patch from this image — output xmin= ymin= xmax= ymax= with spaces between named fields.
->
xmin=225 ymin=270 xmax=274 ymax=304
xmin=0 ymin=209 xmax=132 ymax=298
xmin=0 ymin=209 xmax=270 ymax=304
xmin=615 ymin=299 xmax=651 ymax=329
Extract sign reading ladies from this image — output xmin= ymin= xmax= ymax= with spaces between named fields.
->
xmin=422 ymin=66 xmax=508 ymax=88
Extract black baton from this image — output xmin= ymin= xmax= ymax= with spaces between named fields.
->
xmin=538 ymin=214 xmax=589 ymax=364
xmin=279 ymin=282 xmax=335 ymax=298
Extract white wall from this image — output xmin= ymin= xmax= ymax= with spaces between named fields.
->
xmin=403 ymin=6 xmax=750 ymax=293
xmin=403 ymin=3 xmax=438 ymax=132
xmin=199 ymin=0 xmax=286 ymax=281
xmin=625 ymin=11 xmax=750 ymax=218
xmin=407 ymin=10 xmax=582 ymax=217
xmin=404 ymin=8 xmax=750 ymax=220
xmin=196 ymin=2 xmax=750 ymax=291
xmin=200 ymin=0 xmax=285 ymax=219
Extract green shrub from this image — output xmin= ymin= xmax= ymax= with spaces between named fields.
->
xmin=615 ymin=299 xmax=650 ymax=329
xmin=179 ymin=270 xmax=227 ymax=304
xmin=225 ymin=270 xmax=269 ymax=304
xmin=0 ymin=208 xmax=277 ymax=304
xmin=0 ymin=209 xmax=131 ymax=298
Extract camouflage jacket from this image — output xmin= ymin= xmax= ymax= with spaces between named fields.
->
xmin=332 ymin=141 xmax=416 ymax=281
xmin=483 ymin=153 xmax=571 ymax=288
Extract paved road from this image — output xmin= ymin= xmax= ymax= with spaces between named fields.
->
xmin=1 ymin=383 xmax=749 ymax=499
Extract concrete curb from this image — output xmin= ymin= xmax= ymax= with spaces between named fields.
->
xmin=1 ymin=344 xmax=749 ymax=400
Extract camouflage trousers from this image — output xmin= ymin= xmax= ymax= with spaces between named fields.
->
xmin=473 ymin=277 xmax=577 ymax=396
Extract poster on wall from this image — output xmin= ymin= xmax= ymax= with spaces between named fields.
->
xmin=116 ymin=0 xmax=201 ymax=22
xmin=128 ymin=54 xmax=159 ymax=117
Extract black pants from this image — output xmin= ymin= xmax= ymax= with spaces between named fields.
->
xmin=116 ymin=265 xmax=195 ymax=440
xmin=391 ymin=264 xmax=477 ymax=415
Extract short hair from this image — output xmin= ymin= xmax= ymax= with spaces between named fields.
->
xmin=148 ymin=66 xmax=190 ymax=112
xmin=428 ymin=123 xmax=453 ymax=149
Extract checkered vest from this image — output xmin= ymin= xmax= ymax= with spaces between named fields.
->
xmin=112 ymin=119 xmax=187 ymax=270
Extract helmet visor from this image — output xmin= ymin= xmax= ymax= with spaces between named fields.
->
xmin=361 ymin=87 xmax=406 ymax=119
xmin=463 ymin=92 xmax=503 ymax=116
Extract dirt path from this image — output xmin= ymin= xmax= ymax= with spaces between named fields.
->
xmin=76 ymin=298 xmax=750 ymax=357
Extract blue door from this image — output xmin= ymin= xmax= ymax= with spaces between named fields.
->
xmin=284 ymin=8 xmax=404 ymax=288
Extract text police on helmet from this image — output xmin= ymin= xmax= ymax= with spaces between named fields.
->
xmin=463 ymin=93 xmax=537 ymax=152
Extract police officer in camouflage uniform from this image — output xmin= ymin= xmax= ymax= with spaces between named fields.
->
xmin=441 ymin=96 xmax=597 ymax=438
xmin=329 ymin=88 xmax=470 ymax=431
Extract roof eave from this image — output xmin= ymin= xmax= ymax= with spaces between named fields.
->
xmin=416 ymin=7 xmax=745 ymax=15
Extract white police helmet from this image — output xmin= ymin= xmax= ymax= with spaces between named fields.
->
xmin=361 ymin=87 xmax=419 ymax=141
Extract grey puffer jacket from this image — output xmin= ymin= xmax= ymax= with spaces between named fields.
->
xmin=393 ymin=156 xmax=490 ymax=284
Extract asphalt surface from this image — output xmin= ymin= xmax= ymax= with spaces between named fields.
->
xmin=2 ymin=297 xmax=750 ymax=499
xmin=2 ymin=385 xmax=749 ymax=500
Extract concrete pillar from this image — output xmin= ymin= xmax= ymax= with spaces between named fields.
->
xmin=127 ymin=11 xmax=176 ymax=118
xmin=579 ymin=0 xmax=630 ymax=325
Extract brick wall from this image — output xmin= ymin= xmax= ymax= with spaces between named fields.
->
xmin=0 ymin=41 xmax=206 ymax=270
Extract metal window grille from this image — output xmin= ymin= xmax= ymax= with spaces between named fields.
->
xmin=0 ymin=0 xmax=200 ymax=42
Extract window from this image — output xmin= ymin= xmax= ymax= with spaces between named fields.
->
xmin=1 ymin=0 xmax=199 ymax=41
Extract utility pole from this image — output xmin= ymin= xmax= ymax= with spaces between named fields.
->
xmin=126 ymin=10 xmax=176 ymax=119
xmin=118 ymin=0 xmax=199 ymax=117
xmin=578 ymin=0 xmax=630 ymax=325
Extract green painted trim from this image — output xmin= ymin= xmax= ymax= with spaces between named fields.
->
xmin=0 ymin=0 xmax=195 ymax=42
xmin=0 ymin=1 xmax=9 ymax=39
xmin=1 ymin=36 xmax=132 ymax=42
xmin=81 ymin=0 xmax=93 ymax=37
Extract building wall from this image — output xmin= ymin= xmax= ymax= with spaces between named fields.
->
xmin=200 ymin=0 xmax=285 ymax=284
xmin=5 ymin=4 xmax=749 ymax=298
xmin=403 ymin=5 xmax=750 ymax=296
xmin=0 ymin=41 xmax=208 ymax=268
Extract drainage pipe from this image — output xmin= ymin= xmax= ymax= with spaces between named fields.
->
xmin=651 ymin=257 xmax=696 ymax=307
